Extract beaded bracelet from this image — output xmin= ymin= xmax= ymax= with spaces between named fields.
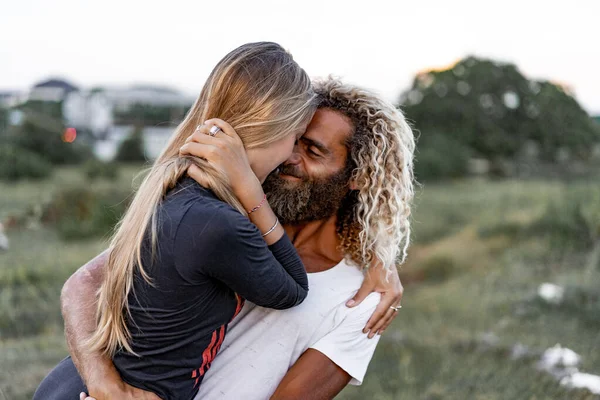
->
xmin=248 ymin=194 xmax=267 ymax=214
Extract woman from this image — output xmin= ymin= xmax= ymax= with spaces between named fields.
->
xmin=35 ymin=41 xmax=316 ymax=400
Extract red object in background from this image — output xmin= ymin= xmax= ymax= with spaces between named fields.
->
xmin=63 ymin=128 xmax=77 ymax=143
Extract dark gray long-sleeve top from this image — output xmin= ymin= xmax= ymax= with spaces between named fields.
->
xmin=113 ymin=177 xmax=308 ymax=400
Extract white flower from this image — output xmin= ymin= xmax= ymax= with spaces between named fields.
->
xmin=561 ymin=372 xmax=600 ymax=395
xmin=0 ymin=223 xmax=9 ymax=251
xmin=538 ymin=283 xmax=564 ymax=304
xmin=540 ymin=344 xmax=581 ymax=369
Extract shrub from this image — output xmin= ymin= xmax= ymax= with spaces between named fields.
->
xmin=84 ymin=159 xmax=119 ymax=180
xmin=115 ymin=127 xmax=146 ymax=163
xmin=414 ymin=132 xmax=471 ymax=181
xmin=0 ymin=143 xmax=53 ymax=182
xmin=44 ymin=186 xmax=131 ymax=240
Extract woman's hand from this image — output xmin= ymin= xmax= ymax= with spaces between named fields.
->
xmin=179 ymin=119 xmax=264 ymax=210
xmin=346 ymin=260 xmax=404 ymax=338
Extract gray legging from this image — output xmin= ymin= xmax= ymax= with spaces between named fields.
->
xmin=33 ymin=356 xmax=87 ymax=400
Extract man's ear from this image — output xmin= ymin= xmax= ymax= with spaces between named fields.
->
xmin=349 ymin=178 xmax=359 ymax=191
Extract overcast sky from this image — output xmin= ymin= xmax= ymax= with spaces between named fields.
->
xmin=2 ymin=0 xmax=599 ymax=113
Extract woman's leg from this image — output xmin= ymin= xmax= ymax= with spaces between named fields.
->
xmin=33 ymin=356 xmax=87 ymax=400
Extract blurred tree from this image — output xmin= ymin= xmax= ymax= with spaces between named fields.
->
xmin=115 ymin=126 xmax=146 ymax=163
xmin=10 ymin=100 xmax=90 ymax=165
xmin=400 ymin=56 xmax=600 ymax=178
xmin=0 ymin=143 xmax=53 ymax=181
xmin=0 ymin=106 xmax=7 ymax=136
xmin=114 ymin=104 xmax=189 ymax=126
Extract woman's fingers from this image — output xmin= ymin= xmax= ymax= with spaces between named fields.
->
xmin=187 ymin=164 xmax=211 ymax=188
xmin=378 ymin=313 xmax=396 ymax=334
xmin=187 ymin=125 xmax=226 ymax=144
xmin=377 ymin=309 xmax=399 ymax=335
xmin=203 ymin=118 xmax=241 ymax=142
xmin=368 ymin=307 xmax=397 ymax=338
xmin=362 ymin=300 xmax=389 ymax=335
xmin=179 ymin=142 xmax=220 ymax=161
xmin=185 ymin=129 xmax=218 ymax=146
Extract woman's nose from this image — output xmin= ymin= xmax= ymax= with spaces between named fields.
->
xmin=285 ymin=148 xmax=302 ymax=165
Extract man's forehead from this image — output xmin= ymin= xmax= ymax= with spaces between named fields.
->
xmin=304 ymin=108 xmax=353 ymax=145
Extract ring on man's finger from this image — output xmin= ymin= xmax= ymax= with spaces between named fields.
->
xmin=209 ymin=125 xmax=221 ymax=137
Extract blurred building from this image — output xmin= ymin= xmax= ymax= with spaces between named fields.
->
xmin=62 ymin=84 xmax=194 ymax=160
xmin=29 ymin=79 xmax=79 ymax=102
xmin=1 ymin=78 xmax=193 ymax=160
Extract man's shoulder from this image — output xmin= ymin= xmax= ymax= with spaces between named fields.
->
xmin=311 ymin=260 xmax=380 ymax=325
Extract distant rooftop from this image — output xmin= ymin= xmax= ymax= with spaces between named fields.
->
xmin=33 ymin=78 xmax=79 ymax=93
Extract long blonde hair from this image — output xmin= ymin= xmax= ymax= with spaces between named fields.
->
xmin=90 ymin=42 xmax=316 ymax=356
xmin=313 ymin=78 xmax=415 ymax=272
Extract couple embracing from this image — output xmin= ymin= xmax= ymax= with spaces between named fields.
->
xmin=35 ymin=41 xmax=415 ymax=400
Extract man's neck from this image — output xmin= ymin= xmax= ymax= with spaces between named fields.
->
xmin=283 ymin=215 xmax=344 ymax=273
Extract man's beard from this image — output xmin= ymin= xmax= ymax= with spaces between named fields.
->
xmin=262 ymin=164 xmax=352 ymax=225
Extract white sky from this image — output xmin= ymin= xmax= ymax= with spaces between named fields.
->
xmin=1 ymin=0 xmax=599 ymax=113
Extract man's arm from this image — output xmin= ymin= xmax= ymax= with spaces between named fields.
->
xmin=273 ymin=293 xmax=382 ymax=400
xmin=61 ymin=250 xmax=159 ymax=399
xmin=61 ymin=250 xmax=123 ymax=394
xmin=270 ymin=349 xmax=351 ymax=400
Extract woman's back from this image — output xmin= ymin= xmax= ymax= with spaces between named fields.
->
xmin=114 ymin=178 xmax=307 ymax=399
xmin=114 ymin=178 xmax=242 ymax=399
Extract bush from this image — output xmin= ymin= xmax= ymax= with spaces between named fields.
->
xmin=414 ymin=132 xmax=471 ymax=181
xmin=84 ymin=159 xmax=119 ymax=180
xmin=115 ymin=127 xmax=146 ymax=163
xmin=11 ymin=101 xmax=92 ymax=165
xmin=0 ymin=143 xmax=53 ymax=182
xmin=44 ymin=186 xmax=132 ymax=240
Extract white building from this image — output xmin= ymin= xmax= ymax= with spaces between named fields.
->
xmin=63 ymin=85 xmax=194 ymax=160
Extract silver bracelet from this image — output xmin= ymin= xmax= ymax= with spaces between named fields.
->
xmin=261 ymin=218 xmax=279 ymax=237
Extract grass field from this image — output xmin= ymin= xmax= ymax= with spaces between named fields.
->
xmin=1 ymin=167 xmax=599 ymax=399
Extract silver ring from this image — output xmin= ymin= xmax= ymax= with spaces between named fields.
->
xmin=390 ymin=305 xmax=402 ymax=312
xmin=209 ymin=125 xmax=221 ymax=137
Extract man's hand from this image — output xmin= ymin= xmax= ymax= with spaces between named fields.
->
xmin=64 ymin=252 xmax=160 ymax=400
xmin=80 ymin=383 xmax=160 ymax=400
xmin=82 ymin=357 xmax=160 ymax=400
xmin=345 ymin=260 xmax=403 ymax=338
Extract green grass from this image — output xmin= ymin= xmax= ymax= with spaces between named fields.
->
xmin=340 ymin=178 xmax=600 ymax=399
xmin=0 ymin=164 xmax=145 ymax=221
xmin=1 ymin=168 xmax=600 ymax=399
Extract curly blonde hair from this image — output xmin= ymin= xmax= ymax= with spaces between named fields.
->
xmin=313 ymin=77 xmax=415 ymax=272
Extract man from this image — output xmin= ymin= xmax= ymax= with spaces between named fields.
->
xmin=37 ymin=77 xmax=415 ymax=400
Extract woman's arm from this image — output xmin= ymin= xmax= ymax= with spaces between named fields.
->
xmin=177 ymin=118 xmax=308 ymax=308
xmin=346 ymin=261 xmax=404 ymax=337
xmin=181 ymin=119 xmax=287 ymax=246
xmin=174 ymin=203 xmax=308 ymax=309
